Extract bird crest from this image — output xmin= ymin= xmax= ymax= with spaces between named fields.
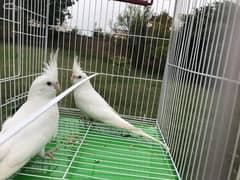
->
xmin=43 ymin=49 xmax=59 ymax=81
xmin=72 ymin=56 xmax=83 ymax=75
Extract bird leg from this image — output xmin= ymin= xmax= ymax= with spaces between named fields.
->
xmin=45 ymin=147 xmax=58 ymax=160
xmin=81 ymin=116 xmax=89 ymax=128
xmin=83 ymin=118 xmax=95 ymax=129
xmin=89 ymin=119 xmax=96 ymax=128
xmin=39 ymin=148 xmax=46 ymax=158
xmin=39 ymin=147 xmax=58 ymax=160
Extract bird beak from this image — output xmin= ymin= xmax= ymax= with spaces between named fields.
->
xmin=54 ymin=82 xmax=61 ymax=92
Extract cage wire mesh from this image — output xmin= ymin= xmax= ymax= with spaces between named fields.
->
xmin=0 ymin=0 xmax=47 ymax=126
xmin=0 ymin=0 xmax=180 ymax=179
xmin=158 ymin=0 xmax=240 ymax=180
xmin=1 ymin=0 xmax=240 ymax=179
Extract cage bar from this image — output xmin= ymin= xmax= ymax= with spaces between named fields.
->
xmin=1 ymin=0 xmax=239 ymax=180
xmin=114 ymin=0 xmax=153 ymax=6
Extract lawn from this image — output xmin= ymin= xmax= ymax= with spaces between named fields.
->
xmin=0 ymin=43 xmax=163 ymax=126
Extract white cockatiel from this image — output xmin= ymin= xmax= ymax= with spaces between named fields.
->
xmin=71 ymin=57 xmax=169 ymax=153
xmin=0 ymin=49 xmax=60 ymax=180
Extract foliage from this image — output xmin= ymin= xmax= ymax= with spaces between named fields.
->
xmin=71 ymin=27 xmax=79 ymax=35
xmin=0 ymin=0 xmax=77 ymax=25
xmin=48 ymin=0 xmax=77 ymax=25
xmin=171 ymin=2 xmax=240 ymax=179
xmin=93 ymin=26 xmax=105 ymax=37
xmin=116 ymin=6 xmax=172 ymax=77
xmin=110 ymin=56 xmax=127 ymax=66
xmin=175 ymin=1 xmax=236 ymax=85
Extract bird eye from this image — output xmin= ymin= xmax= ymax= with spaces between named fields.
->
xmin=78 ymin=75 xmax=82 ymax=79
xmin=46 ymin=81 xmax=52 ymax=86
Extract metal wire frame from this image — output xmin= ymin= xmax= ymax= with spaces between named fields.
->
xmin=0 ymin=0 xmax=48 ymax=126
xmin=45 ymin=0 xmax=175 ymax=119
xmin=115 ymin=0 xmax=154 ymax=6
xmin=1 ymin=69 xmax=176 ymax=179
xmin=13 ymin=116 xmax=178 ymax=180
xmin=0 ymin=68 xmax=178 ymax=179
xmin=60 ymin=107 xmax=158 ymax=125
xmin=158 ymin=0 xmax=240 ymax=179
xmin=0 ymin=73 xmax=98 ymax=145
xmin=0 ymin=0 xmax=180 ymax=179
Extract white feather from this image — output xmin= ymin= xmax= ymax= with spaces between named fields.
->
xmin=72 ymin=56 xmax=82 ymax=75
xmin=43 ymin=49 xmax=58 ymax=81
xmin=72 ymin=58 xmax=169 ymax=153
xmin=0 ymin=49 xmax=59 ymax=180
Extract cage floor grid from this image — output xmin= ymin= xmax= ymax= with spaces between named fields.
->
xmin=12 ymin=116 xmax=178 ymax=180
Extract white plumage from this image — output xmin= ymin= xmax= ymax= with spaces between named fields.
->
xmin=71 ymin=57 xmax=169 ymax=153
xmin=0 ymin=50 xmax=60 ymax=180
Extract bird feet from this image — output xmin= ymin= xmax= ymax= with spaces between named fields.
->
xmin=45 ymin=147 xmax=58 ymax=160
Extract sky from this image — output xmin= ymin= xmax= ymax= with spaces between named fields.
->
xmin=63 ymin=0 xmax=233 ymax=35
xmin=66 ymin=0 xmax=176 ymax=35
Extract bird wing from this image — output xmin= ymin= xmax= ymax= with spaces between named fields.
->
xmin=1 ymin=102 xmax=31 ymax=132
xmin=75 ymin=87 xmax=115 ymax=115
xmin=0 ymin=102 xmax=35 ymax=162
xmin=0 ymin=98 xmax=58 ymax=164
xmin=0 ymin=135 xmax=9 ymax=162
xmin=74 ymin=84 xmax=169 ymax=152
xmin=74 ymin=87 xmax=134 ymax=129
xmin=0 ymin=101 xmax=58 ymax=179
xmin=2 ymin=99 xmax=46 ymax=131
xmin=1 ymin=117 xmax=12 ymax=133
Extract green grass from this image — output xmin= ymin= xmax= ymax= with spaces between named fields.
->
xmin=0 ymin=43 xmax=162 ymax=125
xmin=0 ymin=42 xmax=45 ymax=125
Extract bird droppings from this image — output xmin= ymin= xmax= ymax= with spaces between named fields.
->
xmin=121 ymin=133 xmax=132 ymax=137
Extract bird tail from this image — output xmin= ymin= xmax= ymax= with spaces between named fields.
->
xmin=131 ymin=127 xmax=170 ymax=153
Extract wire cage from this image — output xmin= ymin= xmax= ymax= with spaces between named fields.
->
xmin=0 ymin=0 xmax=240 ymax=180
xmin=159 ymin=1 xmax=240 ymax=180
xmin=0 ymin=0 xmax=179 ymax=179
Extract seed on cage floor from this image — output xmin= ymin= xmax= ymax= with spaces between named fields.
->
xmin=61 ymin=133 xmax=79 ymax=146
xmin=94 ymin=160 xmax=101 ymax=163
xmin=128 ymin=144 xmax=134 ymax=148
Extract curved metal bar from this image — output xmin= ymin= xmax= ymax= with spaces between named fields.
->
xmin=0 ymin=73 xmax=99 ymax=146
xmin=114 ymin=0 xmax=153 ymax=6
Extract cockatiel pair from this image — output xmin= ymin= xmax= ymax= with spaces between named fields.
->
xmin=0 ymin=50 xmax=60 ymax=180
xmin=0 ymin=52 xmax=169 ymax=180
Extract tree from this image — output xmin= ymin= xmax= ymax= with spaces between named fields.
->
xmin=0 ymin=0 xmax=77 ymax=25
xmin=48 ymin=0 xmax=77 ymax=25
xmin=175 ymin=1 xmax=236 ymax=86
xmin=93 ymin=23 xmax=104 ymax=37
xmin=145 ymin=12 xmax=172 ymax=75
xmin=116 ymin=6 xmax=172 ymax=77
xmin=0 ymin=0 xmax=77 ymax=44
